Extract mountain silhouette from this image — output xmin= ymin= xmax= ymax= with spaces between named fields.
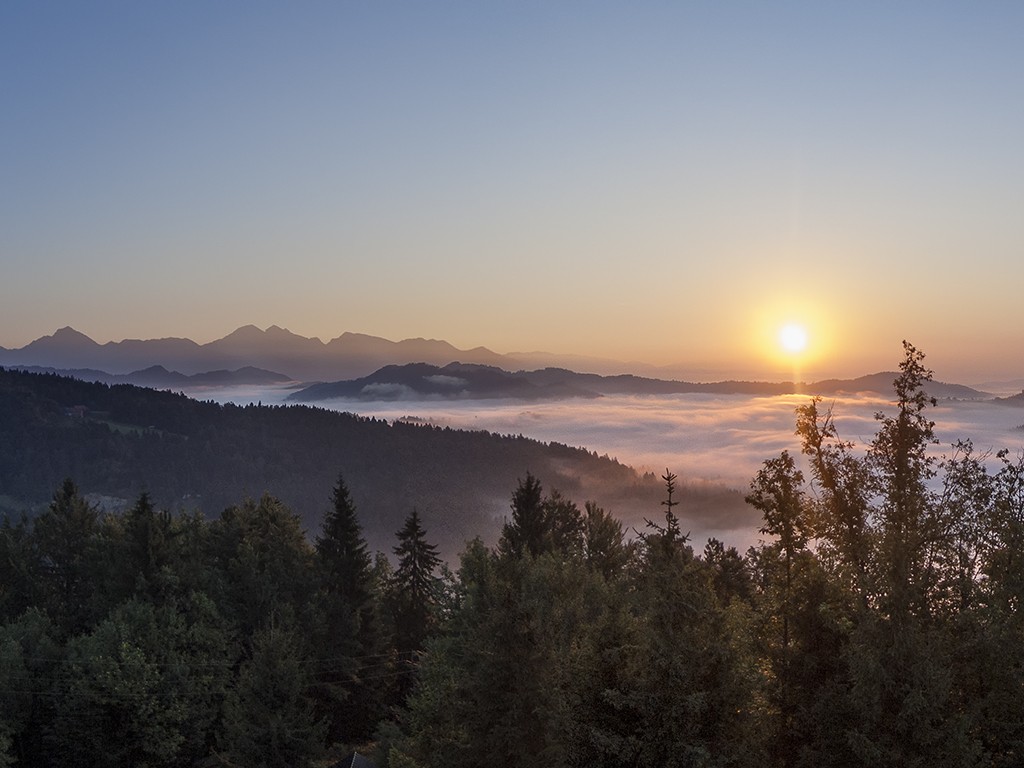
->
xmin=0 ymin=327 xmax=995 ymax=401
xmin=289 ymin=363 xmax=991 ymax=402
xmin=0 ymin=326 xmax=513 ymax=380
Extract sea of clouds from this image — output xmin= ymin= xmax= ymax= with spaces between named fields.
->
xmin=199 ymin=385 xmax=1024 ymax=492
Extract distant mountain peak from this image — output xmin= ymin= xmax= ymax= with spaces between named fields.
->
xmin=223 ymin=324 xmax=265 ymax=338
xmin=51 ymin=326 xmax=96 ymax=342
xmin=27 ymin=327 xmax=101 ymax=351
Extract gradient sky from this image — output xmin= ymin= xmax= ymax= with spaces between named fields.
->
xmin=3 ymin=2 xmax=1023 ymax=381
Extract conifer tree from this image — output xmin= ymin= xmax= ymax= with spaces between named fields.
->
xmin=389 ymin=509 xmax=442 ymax=700
xmin=499 ymin=472 xmax=546 ymax=557
xmin=218 ymin=621 xmax=326 ymax=768
xmin=499 ymin=474 xmax=583 ymax=559
xmin=317 ymin=476 xmax=373 ymax=609
xmin=31 ymin=478 xmax=99 ymax=636
xmin=313 ymin=474 xmax=382 ymax=744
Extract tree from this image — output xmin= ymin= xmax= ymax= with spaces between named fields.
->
xmin=640 ymin=470 xmax=689 ymax=563
xmin=0 ymin=609 xmax=60 ymax=766
xmin=389 ymin=509 xmax=442 ymax=700
xmin=499 ymin=474 xmax=584 ymax=559
xmin=43 ymin=592 xmax=233 ymax=767
xmin=316 ymin=476 xmax=373 ymax=609
xmin=397 ymin=537 xmax=608 ymax=768
xmin=796 ymin=399 xmax=872 ymax=607
xmin=619 ymin=520 xmax=761 ymax=767
xmin=0 ymin=516 xmax=33 ymax=624
xmin=210 ymin=494 xmax=316 ymax=638
xmin=217 ymin=621 xmax=326 ymax=768
xmin=499 ymin=473 xmax=546 ymax=558
xmin=31 ymin=478 xmax=100 ymax=636
xmin=868 ymin=341 xmax=941 ymax=621
xmin=788 ymin=342 xmax=984 ymax=766
xmin=747 ymin=451 xmax=809 ymax=682
xmin=746 ymin=452 xmax=825 ymax=767
xmin=582 ymin=501 xmax=630 ymax=580
xmin=312 ymin=474 xmax=382 ymax=744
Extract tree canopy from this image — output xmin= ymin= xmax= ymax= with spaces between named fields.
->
xmin=3 ymin=344 xmax=1024 ymax=766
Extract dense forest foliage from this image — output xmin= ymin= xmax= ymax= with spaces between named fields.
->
xmin=3 ymin=343 xmax=1024 ymax=767
xmin=0 ymin=367 xmax=675 ymax=558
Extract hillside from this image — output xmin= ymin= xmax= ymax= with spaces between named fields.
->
xmin=8 ymin=364 xmax=293 ymax=388
xmin=288 ymin=362 xmax=991 ymax=402
xmin=0 ymin=367 xmax=747 ymax=557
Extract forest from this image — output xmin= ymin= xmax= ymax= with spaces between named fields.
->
xmin=0 ymin=366 xmax=667 ymax=558
xmin=3 ymin=342 xmax=1024 ymax=767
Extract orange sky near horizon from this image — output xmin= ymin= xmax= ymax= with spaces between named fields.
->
xmin=3 ymin=3 xmax=1023 ymax=384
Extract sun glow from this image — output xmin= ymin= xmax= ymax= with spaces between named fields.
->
xmin=779 ymin=323 xmax=808 ymax=354
xmin=746 ymin=299 xmax=833 ymax=379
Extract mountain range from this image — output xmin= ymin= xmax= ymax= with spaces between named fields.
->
xmin=0 ymin=327 xmax=994 ymax=401
xmin=0 ymin=326 xmax=629 ymax=382
xmin=289 ymin=363 xmax=990 ymax=402
xmin=7 ymin=364 xmax=292 ymax=389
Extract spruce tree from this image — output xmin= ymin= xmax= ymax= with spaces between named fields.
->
xmin=317 ymin=476 xmax=373 ymax=609
xmin=499 ymin=472 xmax=546 ymax=557
xmin=499 ymin=474 xmax=583 ymax=559
xmin=389 ymin=509 xmax=442 ymax=700
xmin=218 ymin=621 xmax=326 ymax=768
xmin=313 ymin=474 xmax=381 ymax=744
xmin=31 ymin=478 xmax=99 ymax=636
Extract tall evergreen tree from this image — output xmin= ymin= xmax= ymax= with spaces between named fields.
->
xmin=499 ymin=474 xmax=583 ymax=559
xmin=31 ymin=478 xmax=99 ymax=636
xmin=313 ymin=474 xmax=382 ymax=744
xmin=499 ymin=472 xmax=546 ymax=557
xmin=317 ymin=476 xmax=373 ymax=608
xmin=390 ymin=509 xmax=442 ymax=662
xmin=218 ymin=621 xmax=326 ymax=768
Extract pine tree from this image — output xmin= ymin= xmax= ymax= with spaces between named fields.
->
xmin=218 ymin=621 xmax=326 ymax=768
xmin=31 ymin=478 xmax=99 ymax=636
xmin=317 ymin=476 xmax=373 ymax=609
xmin=313 ymin=474 xmax=381 ymax=744
xmin=499 ymin=473 xmax=546 ymax=557
xmin=389 ymin=509 xmax=442 ymax=700
xmin=499 ymin=474 xmax=583 ymax=559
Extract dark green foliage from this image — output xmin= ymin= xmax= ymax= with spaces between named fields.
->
xmin=210 ymin=494 xmax=316 ymax=638
xmin=583 ymin=500 xmax=630 ymax=579
xmin=313 ymin=475 xmax=383 ymax=744
xmin=0 ymin=609 xmax=59 ymax=766
xmin=4 ymin=344 xmax=1024 ymax=766
xmin=31 ymin=479 xmax=100 ymax=636
xmin=397 ymin=541 xmax=613 ymax=768
xmin=499 ymin=473 xmax=584 ymax=558
xmin=217 ymin=621 xmax=326 ymax=768
xmin=317 ymin=477 xmax=373 ymax=608
xmin=47 ymin=599 xmax=207 ymax=767
xmin=0 ymin=366 xmax=653 ymax=558
xmin=0 ymin=516 xmax=33 ymax=623
xmin=388 ymin=509 xmax=442 ymax=700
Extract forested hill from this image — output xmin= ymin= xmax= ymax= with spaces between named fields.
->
xmin=0 ymin=367 xmax=671 ymax=556
xmin=288 ymin=362 xmax=990 ymax=403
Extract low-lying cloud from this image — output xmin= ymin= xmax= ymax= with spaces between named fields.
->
xmin=198 ymin=386 xmax=1024 ymax=549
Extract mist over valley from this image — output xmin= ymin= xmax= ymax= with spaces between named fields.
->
xmin=7 ymin=326 xmax=1024 ymax=554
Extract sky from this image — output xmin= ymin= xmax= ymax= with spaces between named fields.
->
xmin=3 ymin=2 xmax=1023 ymax=382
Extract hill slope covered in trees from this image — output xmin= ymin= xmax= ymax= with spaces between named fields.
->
xmin=3 ymin=344 xmax=1024 ymax=767
xmin=0 ymin=367 xmax=689 ymax=555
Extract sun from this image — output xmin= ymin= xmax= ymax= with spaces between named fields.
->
xmin=779 ymin=323 xmax=808 ymax=354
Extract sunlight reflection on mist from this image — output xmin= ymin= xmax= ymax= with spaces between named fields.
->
xmin=198 ymin=386 xmax=1024 ymax=490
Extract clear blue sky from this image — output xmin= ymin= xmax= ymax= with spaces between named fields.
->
xmin=3 ymin=2 xmax=1023 ymax=380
